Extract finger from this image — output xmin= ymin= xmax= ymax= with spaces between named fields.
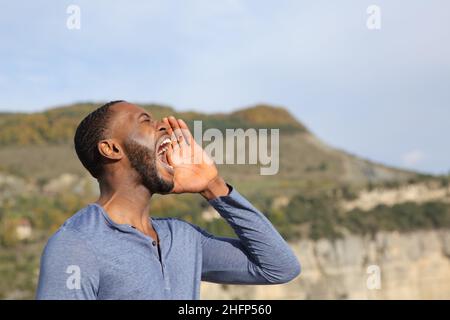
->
xmin=168 ymin=116 xmax=180 ymax=131
xmin=178 ymin=118 xmax=204 ymax=163
xmin=166 ymin=143 xmax=175 ymax=167
xmin=177 ymin=119 xmax=194 ymax=146
xmin=163 ymin=117 xmax=178 ymax=150
xmin=168 ymin=116 xmax=182 ymax=147
xmin=162 ymin=117 xmax=173 ymax=136
xmin=173 ymin=128 xmax=187 ymax=148
xmin=169 ymin=117 xmax=188 ymax=147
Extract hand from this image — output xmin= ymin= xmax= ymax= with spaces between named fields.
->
xmin=163 ymin=116 xmax=229 ymax=199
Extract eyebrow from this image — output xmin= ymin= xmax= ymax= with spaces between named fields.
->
xmin=138 ymin=112 xmax=152 ymax=120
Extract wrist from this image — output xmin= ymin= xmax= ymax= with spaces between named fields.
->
xmin=200 ymin=176 xmax=230 ymax=200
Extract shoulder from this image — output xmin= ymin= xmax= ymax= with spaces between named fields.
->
xmin=42 ymin=204 xmax=103 ymax=260
xmin=60 ymin=204 xmax=106 ymax=235
xmin=39 ymin=225 xmax=100 ymax=289
xmin=45 ymin=203 xmax=109 ymax=249
xmin=42 ymin=226 xmax=96 ymax=262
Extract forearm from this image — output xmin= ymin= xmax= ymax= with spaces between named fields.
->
xmin=203 ymin=183 xmax=301 ymax=284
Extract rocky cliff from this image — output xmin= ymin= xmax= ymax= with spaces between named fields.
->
xmin=201 ymin=230 xmax=450 ymax=299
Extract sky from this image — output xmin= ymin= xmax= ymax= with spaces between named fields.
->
xmin=0 ymin=0 xmax=449 ymax=174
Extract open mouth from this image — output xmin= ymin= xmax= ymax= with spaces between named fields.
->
xmin=156 ymin=137 xmax=174 ymax=173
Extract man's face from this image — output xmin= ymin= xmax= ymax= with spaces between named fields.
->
xmin=109 ymin=102 xmax=174 ymax=194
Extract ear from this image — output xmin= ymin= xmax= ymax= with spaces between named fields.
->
xmin=98 ymin=139 xmax=123 ymax=160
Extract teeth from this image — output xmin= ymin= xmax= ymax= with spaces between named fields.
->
xmin=157 ymin=138 xmax=172 ymax=155
xmin=161 ymin=138 xmax=171 ymax=146
xmin=157 ymin=147 xmax=168 ymax=156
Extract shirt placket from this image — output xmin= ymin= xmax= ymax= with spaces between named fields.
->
xmin=128 ymin=225 xmax=170 ymax=296
xmin=146 ymin=222 xmax=171 ymax=292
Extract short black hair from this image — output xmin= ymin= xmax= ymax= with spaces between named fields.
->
xmin=74 ymin=100 xmax=124 ymax=178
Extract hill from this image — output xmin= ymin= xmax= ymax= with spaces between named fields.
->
xmin=0 ymin=101 xmax=422 ymax=196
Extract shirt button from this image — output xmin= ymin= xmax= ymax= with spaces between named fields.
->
xmin=152 ymin=240 xmax=156 ymax=246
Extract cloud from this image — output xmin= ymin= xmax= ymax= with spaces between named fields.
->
xmin=402 ymin=149 xmax=425 ymax=167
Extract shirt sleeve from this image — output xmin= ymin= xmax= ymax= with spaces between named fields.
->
xmin=195 ymin=184 xmax=301 ymax=285
xmin=36 ymin=228 xmax=100 ymax=300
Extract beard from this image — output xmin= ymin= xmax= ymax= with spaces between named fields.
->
xmin=123 ymin=138 xmax=174 ymax=194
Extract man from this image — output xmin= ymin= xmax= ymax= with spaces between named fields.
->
xmin=36 ymin=100 xmax=300 ymax=299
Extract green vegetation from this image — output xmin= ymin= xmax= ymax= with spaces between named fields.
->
xmin=268 ymin=190 xmax=450 ymax=241
xmin=0 ymin=103 xmax=305 ymax=146
xmin=342 ymin=201 xmax=450 ymax=236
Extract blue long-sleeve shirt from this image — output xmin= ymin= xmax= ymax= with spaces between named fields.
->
xmin=36 ymin=185 xmax=301 ymax=299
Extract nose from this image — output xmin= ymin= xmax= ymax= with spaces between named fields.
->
xmin=157 ymin=120 xmax=169 ymax=133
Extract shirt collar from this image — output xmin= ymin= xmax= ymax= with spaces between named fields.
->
xmin=90 ymin=203 xmax=167 ymax=241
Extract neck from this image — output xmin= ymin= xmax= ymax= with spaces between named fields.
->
xmin=96 ymin=171 xmax=154 ymax=235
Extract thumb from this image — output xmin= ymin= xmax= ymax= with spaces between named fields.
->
xmin=166 ymin=144 xmax=175 ymax=167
